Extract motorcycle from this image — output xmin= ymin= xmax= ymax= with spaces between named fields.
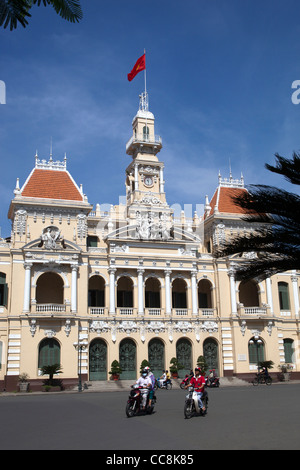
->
xmin=126 ymin=385 xmax=156 ymax=417
xmin=154 ymin=378 xmax=172 ymax=390
xmin=180 ymin=375 xmax=191 ymax=389
xmin=205 ymin=376 xmax=220 ymax=388
xmin=184 ymin=386 xmax=208 ymax=419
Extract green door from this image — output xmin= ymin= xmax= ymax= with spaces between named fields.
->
xmin=119 ymin=339 xmax=136 ymax=380
xmin=176 ymin=338 xmax=192 ymax=378
xmin=203 ymin=338 xmax=219 ymax=376
xmin=89 ymin=339 xmax=107 ymax=381
xmin=148 ymin=338 xmax=165 ymax=379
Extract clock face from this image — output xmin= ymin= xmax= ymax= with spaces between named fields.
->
xmin=144 ymin=176 xmax=153 ymax=187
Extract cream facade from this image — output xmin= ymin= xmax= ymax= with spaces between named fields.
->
xmin=0 ymin=93 xmax=299 ymax=391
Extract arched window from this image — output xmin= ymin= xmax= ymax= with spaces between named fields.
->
xmin=239 ymin=280 xmax=259 ymax=307
xmin=284 ymin=339 xmax=294 ymax=364
xmin=145 ymin=277 xmax=161 ymax=308
xmin=117 ymin=276 xmax=133 ymax=308
xmin=278 ymin=282 xmax=290 ymax=310
xmin=172 ymin=278 xmax=187 ymax=309
xmin=0 ymin=272 xmax=8 ymax=306
xmin=248 ymin=337 xmax=265 ymax=365
xmin=143 ymin=125 xmax=149 ymax=141
xmin=38 ymin=338 xmax=61 ymax=368
xmin=88 ymin=275 xmax=105 ymax=307
xmin=198 ymin=279 xmax=213 ymax=308
xmin=36 ymin=272 xmax=64 ymax=304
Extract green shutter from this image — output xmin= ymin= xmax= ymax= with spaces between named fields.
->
xmin=278 ymin=282 xmax=290 ymax=310
xmin=284 ymin=339 xmax=294 ymax=363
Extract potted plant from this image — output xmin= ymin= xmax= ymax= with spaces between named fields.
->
xmin=18 ymin=372 xmax=30 ymax=392
xmin=109 ymin=360 xmax=122 ymax=380
xmin=40 ymin=363 xmax=63 ymax=391
xmin=278 ymin=363 xmax=292 ymax=381
xmin=196 ymin=355 xmax=208 ymax=375
xmin=140 ymin=359 xmax=151 ymax=375
xmin=169 ymin=357 xmax=183 ymax=378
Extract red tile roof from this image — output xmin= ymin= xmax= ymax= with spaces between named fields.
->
xmin=21 ymin=169 xmax=83 ymax=201
xmin=208 ymin=187 xmax=248 ymax=216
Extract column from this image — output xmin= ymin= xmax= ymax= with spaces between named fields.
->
xmin=71 ymin=265 xmax=78 ymax=313
xmin=134 ymin=164 xmax=139 ymax=191
xmin=191 ymin=271 xmax=198 ymax=315
xmin=23 ymin=262 xmax=32 ymax=313
xmin=228 ymin=269 xmax=237 ymax=315
xmin=160 ymin=166 xmax=164 ymax=193
xmin=266 ymin=277 xmax=274 ymax=315
xmin=108 ymin=267 xmax=116 ymax=314
xmin=291 ymin=274 xmax=299 ymax=318
xmin=164 ymin=269 xmax=172 ymax=315
xmin=137 ymin=268 xmax=145 ymax=315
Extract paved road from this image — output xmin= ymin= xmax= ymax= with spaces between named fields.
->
xmin=0 ymin=384 xmax=299 ymax=450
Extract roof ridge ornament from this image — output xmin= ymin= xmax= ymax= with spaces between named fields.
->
xmin=218 ymin=171 xmax=244 ymax=188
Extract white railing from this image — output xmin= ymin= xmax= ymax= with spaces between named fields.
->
xmin=199 ymin=308 xmax=215 ymax=317
xmin=126 ymin=134 xmax=162 ymax=151
xmin=174 ymin=309 xmax=188 ymax=316
xmin=244 ymin=307 xmax=267 ymax=315
xmin=89 ymin=307 xmax=105 ymax=315
xmin=147 ymin=308 xmax=161 ymax=316
xmin=119 ymin=308 xmax=134 ymax=315
xmin=36 ymin=304 xmax=66 ymax=312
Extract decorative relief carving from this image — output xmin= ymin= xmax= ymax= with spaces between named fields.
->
xmin=39 ymin=226 xmax=65 ymax=250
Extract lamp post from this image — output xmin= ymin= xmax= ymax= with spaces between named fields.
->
xmin=73 ymin=341 xmax=87 ymax=392
xmin=249 ymin=336 xmax=263 ymax=373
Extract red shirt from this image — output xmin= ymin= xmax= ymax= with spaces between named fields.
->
xmin=190 ymin=375 xmax=205 ymax=392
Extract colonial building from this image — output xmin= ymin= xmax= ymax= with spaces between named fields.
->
xmin=0 ymin=93 xmax=299 ymax=391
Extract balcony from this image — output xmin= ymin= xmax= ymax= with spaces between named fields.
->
xmin=237 ymin=304 xmax=269 ymax=317
xmin=126 ymin=133 xmax=162 ymax=154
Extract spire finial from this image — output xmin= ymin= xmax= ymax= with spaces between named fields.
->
xmin=50 ymin=137 xmax=53 ymax=161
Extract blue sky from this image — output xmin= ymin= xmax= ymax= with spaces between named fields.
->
xmin=1 ymin=0 xmax=300 ymax=237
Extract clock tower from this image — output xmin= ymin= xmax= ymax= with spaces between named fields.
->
xmin=124 ymin=92 xmax=173 ymax=239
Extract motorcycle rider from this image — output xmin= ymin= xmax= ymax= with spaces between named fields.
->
xmin=185 ymin=367 xmax=206 ymax=412
xmin=144 ymin=366 xmax=155 ymax=407
xmin=136 ymin=369 xmax=152 ymax=410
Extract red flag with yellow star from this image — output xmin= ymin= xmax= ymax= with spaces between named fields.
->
xmin=127 ymin=53 xmax=146 ymax=81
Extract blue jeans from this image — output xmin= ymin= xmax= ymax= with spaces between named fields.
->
xmin=195 ymin=391 xmax=204 ymax=409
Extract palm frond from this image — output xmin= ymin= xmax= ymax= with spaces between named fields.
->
xmin=32 ymin=0 xmax=82 ymax=22
xmin=0 ymin=0 xmax=31 ymax=30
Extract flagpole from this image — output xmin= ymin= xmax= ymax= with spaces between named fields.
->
xmin=144 ymin=48 xmax=147 ymax=96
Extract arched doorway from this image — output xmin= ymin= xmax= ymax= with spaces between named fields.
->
xmin=172 ymin=278 xmax=187 ymax=309
xmin=203 ymin=338 xmax=219 ymax=376
xmin=88 ymin=275 xmax=105 ymax=307
xmin=89 ymin=339 xmax=107 ymax=381
xmin=148 ymin=338 xmax=164 ymax=378
xmin=176 ymin=338 xmax=192 ymax=377
xmin=36 ymin=272 xmax=64 ymax=304
xmin=119 ymin=338 xmax=136 ymax=380
xmin=145 ymin=277 xmax=161 ymax=308
xmin=198 ymin=279 xmax=213 ymax=308
xmin=239 ymin=280 xmax=259 ymax=307
xmin=117 ymin=276 xmax=134 ymax=308
xmin=38 ymin=338 xmax=61 ymax=368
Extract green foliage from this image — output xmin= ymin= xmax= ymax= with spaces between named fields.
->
xmin=215 ymin=152 xmax=300 ymax=280
xmin=0 ymin=0 xmax=83 ymax=30
xmin=40 ymin=363 xmax=62 ymax=386
xmin=169 ymin=357 xmax=184 ymax=373
xmin=258 ymin=360 xmax=274 ymax=371
xmin=196 ymin=355 xmax=208 ymax=374
xmin=109 ymin=360 xmax=122 ymax=375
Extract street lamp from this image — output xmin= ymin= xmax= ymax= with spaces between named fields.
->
xmin=249 ymin=336 xmax=263 ymax=373
xmin=73 ymin=341 xmax=87 ymax=392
